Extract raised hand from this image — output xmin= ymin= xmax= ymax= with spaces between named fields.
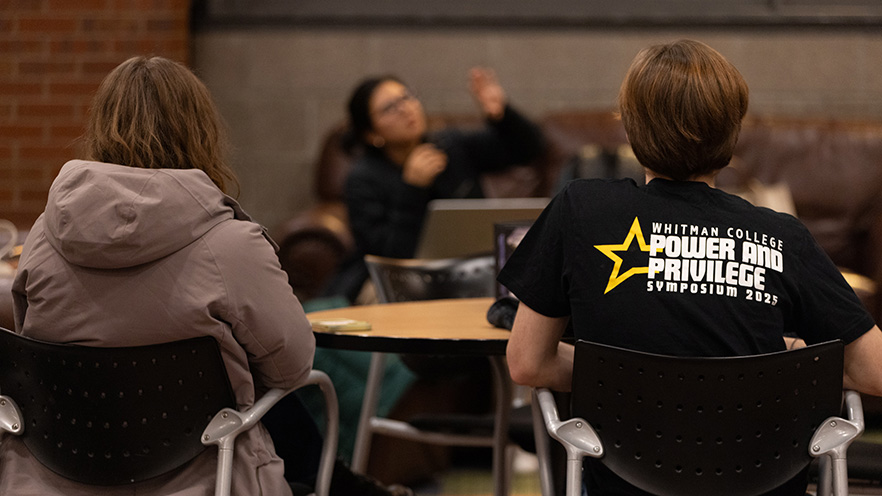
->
xmin=469 ymin=67 xmax=507 ymax=121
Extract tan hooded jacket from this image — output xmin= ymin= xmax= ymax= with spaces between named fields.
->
xmin=2 ymin=160 xmax=314 ymax=495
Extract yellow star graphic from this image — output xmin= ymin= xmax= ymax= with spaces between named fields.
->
xmin=594 ymin=217 xmax=657 ymax=294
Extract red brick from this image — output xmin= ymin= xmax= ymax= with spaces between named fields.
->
xmin=81 ymin=17 xmax=139 ymax=33
xmin=19 ymin=61 xmax=76 ymax=76
xmin=0 ymin=125 xmax=42 ymax=140
xmin=82 ymin=60 xmax=122 ymax=76
xmin=114 ymin=38 xmax=154 ymax=54
xmin=156 ymin=37 xmax=188 ymax=53
xmin=49 ymin=39 xmax=114 ymax=55
xmin=47 ymin=0 xmax=108 ymax=9
xmin=18 ymin=103 xmax=75 ymax=119
xmin=20 ymin=147 xmax=72 ymax=161
xmin=0 ymin=0 xmax=43 ymax=12
xmin=5 ymin=211 xmax=43 ymax=228
xmin=0 ymin=60 xmax=15 ymax=77
xmin=17 ymin=18 xmax=79 ymax=34
xmin=5 ymin=165 xmax=45 ymax=181
xmin=48 ymin=81 xmax=98 ymax=97
xmin=49 ymin=124 xmax=84 ymax=141
xmin=20 ymin=189 xmax=50 ymax=204
xmin=113 ymin=36 xmax=185 ymax=55
xmin=145 ymin=17 xmax=187 ymax=33
xmin=0 ymin=82 xmax=42 ymax=97
xmin=0 ymin=40 xmax=45 ymax=54
xmin=112 ymin=0 xmax=182 ymax=9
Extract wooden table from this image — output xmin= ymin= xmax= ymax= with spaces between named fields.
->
xmin=308 ymin=297 xmax=511 ymax=355
xmin=306 ymin=297 xmax=519 ymax=496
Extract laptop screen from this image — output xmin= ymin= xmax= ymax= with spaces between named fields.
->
xmin=414 ymin=197 xmax=549 ymax=259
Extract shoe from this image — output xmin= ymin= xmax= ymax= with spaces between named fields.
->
xmin=330 ymin=460 xmax=415 ymax=496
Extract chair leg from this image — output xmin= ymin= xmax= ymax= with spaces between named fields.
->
xmin=532 ymin=391 xmax=555 ymax=496
xmin=307 ymin=370 xmax=340 ymax=496
xmin=352 ymin=352 xmax=386 ymax=473
xmin=565 ymin=456 xmax=583 ymax=496
xmin=489 ymin=356 xmax=512 ymax=496
xmin=817 ymin=456 xmax=832 ymax=496
xmin=214 ymin=442 xmax=236 ymax=496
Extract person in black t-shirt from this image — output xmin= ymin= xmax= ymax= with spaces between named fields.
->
xmin=499 ymin=39 xmax=882 ymax=496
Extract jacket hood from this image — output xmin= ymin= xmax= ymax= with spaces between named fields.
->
xmin=43 ymin=160 xmax=239 ymax=269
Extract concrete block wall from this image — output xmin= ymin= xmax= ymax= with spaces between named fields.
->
xmin=4 ymin=11 xmax=882 ymax=234
xmin=192 ymin=28 xmax=882 ymax=231
xmin=0 ymin=0 xmax=191 ymax=230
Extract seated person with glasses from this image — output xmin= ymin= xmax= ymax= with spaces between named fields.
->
xmin=334 ymin=68 xmax=546 ymax=300
xmin=311 ymin=69 xmax=545 ymax=486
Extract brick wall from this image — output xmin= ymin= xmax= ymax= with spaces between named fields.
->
xmin=1 ymin=0 xmax=191 ymax=230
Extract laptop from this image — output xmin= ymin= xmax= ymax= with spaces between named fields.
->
xmin=414 ymin=197 xmax=549 ymax=259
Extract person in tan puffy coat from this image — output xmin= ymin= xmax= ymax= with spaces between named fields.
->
xmin=3 ymin=56 xmax=314 ymax=496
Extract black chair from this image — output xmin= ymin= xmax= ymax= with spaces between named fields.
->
xmin=536 ymin=340 xmax=864 ymax=496
xmin=359 ymin=254 xmax=535 ymax=496
xmin=0 ymin=328 xmax=338 ymax=496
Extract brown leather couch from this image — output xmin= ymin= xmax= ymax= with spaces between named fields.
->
xmin=275 ymin=111 xmax=882 ymax=324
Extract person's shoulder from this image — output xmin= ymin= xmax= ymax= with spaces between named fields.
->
xmin=200 ymin=218 xmax=271 ymax=258
xmin=546 ymin=178 xmax=641 ymax=217
xmin=561 ymin=177 xmax=641 ymax=197
xmin=713 ymin=187 xmax=806 ymax=230
xmin=754 ymin=205 xmax=812 ymax=237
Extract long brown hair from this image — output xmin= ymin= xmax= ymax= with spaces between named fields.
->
xmin=85 ymin=56 xmax=239 ymax=196
xmin=618 ymin=40 xmax=749 ymax=180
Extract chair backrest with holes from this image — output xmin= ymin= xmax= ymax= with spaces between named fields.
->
xmin=0 ymin=328 xmax=235 ymax=486
xmin=364 ymin=254 xmax=496 ymax=303
xmin=572 ymin=339 xmax=844 ymax=496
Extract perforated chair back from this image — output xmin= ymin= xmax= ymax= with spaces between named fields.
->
xmin=571 ymin=340 xmax=845 ymax=496
xmin=0 ymin=328 xmax=235 ymax=486
xmin=364 ymin=254 xmax=496 ymax=303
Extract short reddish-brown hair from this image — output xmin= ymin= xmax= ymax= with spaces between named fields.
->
xmin=618 ymin=39 xmax=749 ymax=180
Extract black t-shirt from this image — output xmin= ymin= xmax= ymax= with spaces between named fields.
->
xmin=498 ymin=178 xmax=875 ymax=495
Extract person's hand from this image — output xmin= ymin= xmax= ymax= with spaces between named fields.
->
xmin=784 ymin=336 xmax=807 ymax=350
xmin=402 ymin=143 xmax=447 ymax=188
xmin=469 ymin=67 xmax=507 ymax=121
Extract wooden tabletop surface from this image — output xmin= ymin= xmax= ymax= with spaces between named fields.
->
xmin=307 ymin=297 xmax=511 ymax=355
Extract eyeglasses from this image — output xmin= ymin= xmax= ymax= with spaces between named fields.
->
xmin=372 ymin=91 xmax=417 ymax=118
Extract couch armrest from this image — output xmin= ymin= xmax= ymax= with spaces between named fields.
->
xmin=272 ymin=202 xmax=355 ymax=302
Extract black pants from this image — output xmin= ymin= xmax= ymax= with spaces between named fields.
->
xmin=261 ymin=391 xmax=324 ymax=485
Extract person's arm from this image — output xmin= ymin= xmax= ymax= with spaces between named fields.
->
xmin=345 ymin=162 xmax=430 ymax=258
xmin=506 ymin=302 xmax=573 ymax=392
xmin=842 ymin=325 xmax=882 ymax=396
xmin=461 ymin=68 xmax=546 ymax=172
xmin=212 ymin=220 xmax=316 ymax=391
